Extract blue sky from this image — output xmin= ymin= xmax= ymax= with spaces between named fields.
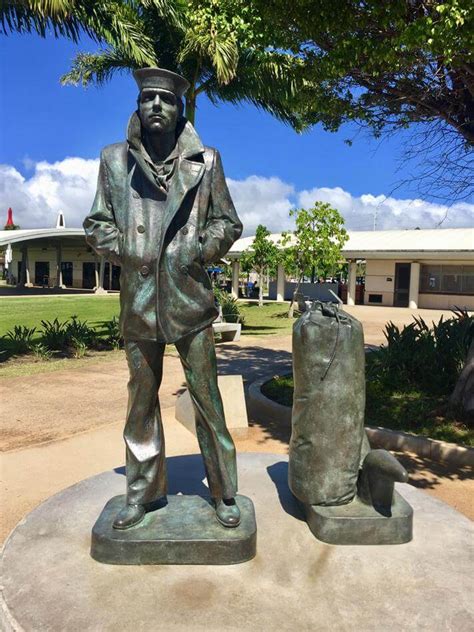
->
xmin=1 ymin=32 xmax=472 ymax=234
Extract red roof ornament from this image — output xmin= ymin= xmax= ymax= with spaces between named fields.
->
xmin=6 ymin=207 xmax=14 ymax=226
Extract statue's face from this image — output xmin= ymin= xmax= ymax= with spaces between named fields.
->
xmin=139 ymin=88 xmax=179 ymax=135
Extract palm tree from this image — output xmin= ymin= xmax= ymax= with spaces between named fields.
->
xmin=52 ymin=0 xmax=305 ymax=128
xmin=1 ymin=1 xmax=82 ymax=39
xmin=1 ymin=1 xmax=170 ymax=70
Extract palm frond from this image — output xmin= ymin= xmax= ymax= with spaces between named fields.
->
xmin=0 ymin=0 xmax=82 ymax=40
xmin=139 ymin=0 xmax=187 ymax=29
xmin=179 ymin=28 xmax=238 ymax=85
xmin=76 ymin=2 xmax=156 ymax=67
xmin=61 ymin=48 xmax=150 ymax=86
xmin=203 ymin=49 xmax=308 ymax=130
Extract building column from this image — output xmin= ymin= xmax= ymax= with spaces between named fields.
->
xmin=276 ymin=263 xmax=285 ymax=301
xmin=20 ymin=246 xmax=33 ymax=287
xmin=95 ymin=256 xmax=107 ymax=294
xmin=347 ymin=260 xmax=357 ymax=306
xmin=409 ymin=262 xmax=420 ymax=309
xmin=231 ymin=260 xmax=240 ymax=299
xmin=55 ymin=243 xmax=65 ymax=288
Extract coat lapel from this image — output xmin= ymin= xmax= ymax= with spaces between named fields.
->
xmin=161 ymin=157 xmax=205 ymax=234
xmin=126 ymin=112 xmax=206 ymax=232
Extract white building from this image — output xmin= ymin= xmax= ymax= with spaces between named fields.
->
xmin=1 ymin=226 xmax=473 ymax=309
xmin=0 ymin=227 xmax=119 ymax=292
xmin=228 ymin=228 xmax=474 ymax=310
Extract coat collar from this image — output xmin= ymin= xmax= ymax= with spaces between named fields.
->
xmin=127 ymin=111 xmax=206 ymax=239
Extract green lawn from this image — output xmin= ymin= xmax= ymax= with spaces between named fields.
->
xmin=238 ymin=301 xmax=294 ymax=336
xmin=261 ymin=374 xmax=473 ymax=447
xmin=0 ymin=295 xmax=121 ymax=338
xmin=0 ymin=296 xmax=293 ymax=338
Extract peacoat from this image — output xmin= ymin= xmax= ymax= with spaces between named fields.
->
xmin=84 ymin=114 xmax=243 ymax=342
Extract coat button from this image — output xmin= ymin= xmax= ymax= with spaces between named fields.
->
xmin=140 ymin=265 xmax=150 ymax=277
xmin=137 ymin=224 xmax=145 ymax=233
xmin=132 ymin=191 xmax=140 ymax=199
xmin=181 ymin=226 xmax=188 ymax=235
xmin=180 ymin=264 xmax=188 ymax=274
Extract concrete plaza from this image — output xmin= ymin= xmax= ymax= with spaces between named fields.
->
xmin=1 ymin=305 xmax=472 ymax=543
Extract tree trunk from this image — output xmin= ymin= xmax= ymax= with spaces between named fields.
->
xmin=449 ymin=340 xmax=474 ymax=420
xmin=185 ymin=90 xmax=196 ymax=126
xmin=258 ymin=271 xmax=264 ymax=308
xmin=287 ymin=276 xmax=303 ymax=318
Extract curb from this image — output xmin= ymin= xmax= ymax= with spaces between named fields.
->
xmin=247 ymin=374 xmax=474 ymax=468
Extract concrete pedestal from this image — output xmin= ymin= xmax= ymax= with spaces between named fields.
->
xmin=175 ymin=374 xmax=249 ymax=439
xmin=2 ymin=453 xmax=473 ymax=631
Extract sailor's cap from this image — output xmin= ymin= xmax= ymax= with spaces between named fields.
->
xmin=133 ymin=67 xmax=189 ymax=97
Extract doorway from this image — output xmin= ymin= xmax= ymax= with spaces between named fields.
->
xmin=82 ymin=262 xmax=96 ymax=289
xmin=35 ymin=261 xmax=50 ymax=287
xmin=394 ymin=263 xmax=411 ymax=307
xmin=61 ymin=262 xmax=73 ymax=286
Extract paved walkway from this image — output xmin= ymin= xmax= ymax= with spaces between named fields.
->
xmin=1 ymin=306 xmax=472 ymax=543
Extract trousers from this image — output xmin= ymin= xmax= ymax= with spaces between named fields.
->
xmin=123 ymin=326 xmax=238 ymax=505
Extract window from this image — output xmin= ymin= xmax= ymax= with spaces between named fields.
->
xmin=368 ymin=294 xmax=383 ymax=303
xmin=420 ymin=265 xmax=441 ymax=292
xmin=420 ymin=265 xmax=474 ymax=295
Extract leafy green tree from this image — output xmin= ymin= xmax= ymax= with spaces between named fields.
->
xmin=280 ymin=202 xmax=348 ymax=317
xmin=241 ymin=224 xmax=279 ymax=308
xmin=0 ymin=0 xmax=302 ymax=128
xmin=256 ymin=0 xmax=474 ymax=200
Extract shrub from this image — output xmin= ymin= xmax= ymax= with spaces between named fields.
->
xmin=65 ymin=315 xmax=97 ymax=349
xmin=31 ymin=343 xmax=53 ymax=360
xmin=4 ymin=325 xmax=37 ymax=355
xmin=213 ymin=287 xmax=245 ymax=325
xmin=39 ymin=316 xmax=97 ymax=354
xmin=101 ymin=316 xmax=123 ymax=350
xmin=40 ymin=318 xmax=69 ymax=351
xmin=367 ymin=310 xmax=473 ymax=396
xmin=70 ymin=337 xmax=88 ymax=359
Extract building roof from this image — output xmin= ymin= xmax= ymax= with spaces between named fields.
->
xmin=1 ymin=227 xmax=473 ymax=262
xmin=229 ymin=228 xmax=474 ymax=261
xmin=0 ymin=228 xmax=85 ymax=247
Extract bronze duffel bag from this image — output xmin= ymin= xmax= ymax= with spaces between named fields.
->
xmin=288 ymin=301 xmax=369 ymax=506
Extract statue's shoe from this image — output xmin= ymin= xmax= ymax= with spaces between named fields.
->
xmin=215 ymin=498 xmax=241 ymax=528
xmin=113 ymin=504 xmax=146 ymax=530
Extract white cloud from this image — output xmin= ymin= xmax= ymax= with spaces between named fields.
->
xmin=226 ymin=176 xmax=295 ymax=236
xmin=1 ymin=157 xmax=472 ymax=233
xmin=299 ymin=187 xmax=474 ymax=231
xmin=0 ymin=158 xmax=99 ymax=229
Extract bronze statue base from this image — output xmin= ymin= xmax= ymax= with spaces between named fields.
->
xmin=299 ymin=491 xmax=413 ymax=545
xmin=91 ymin=493 xmax=256 ymax=565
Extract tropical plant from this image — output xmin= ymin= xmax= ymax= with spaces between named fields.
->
xmin=255 ymin=0 xmax=474 ymax=202
xmin=213 ymin=287 xmax=244 ymax=325
xmin=31 ymin=342 xmax=53 ymax=360
xmin=70 ymin=337 xmax=88 ymax=358
xmin=101 ymin=315 xmax=124 ymax=350
xmin=280 ymin=202 xmax=348 ymax=317
xmin=3 ymin=325 xmax=37 ymax=354
xmin=367 ymin=310 xmax=474 ymax=396
xmin=240 ymin=225 xmax=280 ymax=308
xmin=65 ymin=315 xmax=97 ymax=348
xmin=53 ymin=0 xmax=304 ymax=128
xmin=40 ymin=318 xmax=69 ymax=351
xmin=1 ymin=0 xmax=159 ymax=68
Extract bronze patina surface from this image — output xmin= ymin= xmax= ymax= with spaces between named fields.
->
xmin=84 ymin=67 xmax=246 ymax=549
xmin=300 ymin=491 xmax=413 ymax=545
xmin=91 ymin=494 xmax=257 ymax=565
xmin=289 ymin=302 xmax=413 ymax=545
